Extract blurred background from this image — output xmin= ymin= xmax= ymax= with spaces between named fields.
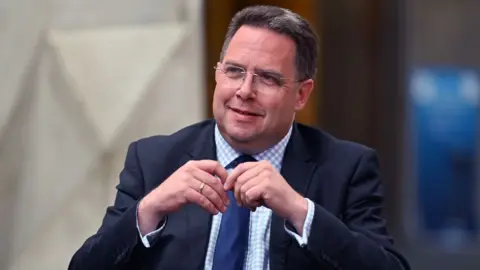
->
xmin=0 ymin=0 xmax=479 ymax=269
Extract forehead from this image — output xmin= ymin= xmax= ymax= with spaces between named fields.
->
xmin=223 ymin=25 xmax=296 ymax=73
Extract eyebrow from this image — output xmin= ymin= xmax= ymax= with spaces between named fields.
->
xmin=224 ymin=60 xmax=285 ymax=79
xmin=224 ymin=60 xmax=244 ymax=68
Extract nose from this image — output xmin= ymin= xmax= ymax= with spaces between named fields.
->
xmin=235 ymin=73 xmax=256 ymax=100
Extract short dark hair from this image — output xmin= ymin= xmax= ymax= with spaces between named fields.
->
xmin=220 ymin=5 xmax=319 ymax=81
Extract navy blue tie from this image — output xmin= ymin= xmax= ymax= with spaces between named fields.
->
xmin=212 ymin=155 xmax=257 ymax=270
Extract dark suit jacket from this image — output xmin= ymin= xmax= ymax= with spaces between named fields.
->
xmin=69 ymin=119 xmax=410 ymax=270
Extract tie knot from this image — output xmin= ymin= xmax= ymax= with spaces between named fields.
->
xmin=226 ymin=154 xmax=257 ymax=169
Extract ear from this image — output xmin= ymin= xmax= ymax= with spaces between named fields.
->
xmin=214 ymin=62 xmax=221 ymax=83
xmin=294 ymin=79 xmax=314 ymax=111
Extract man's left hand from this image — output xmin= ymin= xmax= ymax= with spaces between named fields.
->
xmin=224 ymin=160 xmax=308 ymax=234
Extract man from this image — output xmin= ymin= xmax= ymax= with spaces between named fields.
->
xmin=69 ymin=5 xmax=409 ymax=270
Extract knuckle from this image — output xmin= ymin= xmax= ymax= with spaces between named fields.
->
xmin=236 ymin=175 xmax=244 ymax=184
xmin=176 ymin=170 xmax=188 ymax=181
xmin=261 ymin=170 xmax=272 ymax=178
xmin=183 ymin=166 xmax=194 ymax=174
xmin=212 ymin=190 xmax=222 ymax=199
xmin=238 ymin=175 xmax=249 ymax=184
xmin=199 ymin=195 xmax=208 ymax=206
xmin=182 ymin=167 xmax=192 ymax=174
xmin=209 ymin=184 xmax=221 ymax=195
xmin=216 ymin=191 xmax=224 ymax=201
xmin=209 ymin=175 xmax=219 ymax=185
xmin=206 ymin=160 xmax=216 ymax=170
xmin=260 ymin=160 xmax=270 ymax=166
xmin=213 ymin=197 xmax=222 ymax=207
xmin=184 ymin=189 xmax=193 ymax=201
xmin=237 ymin=163 xmax=246 ymax=170
xmin=214 ymin=186 xmax=225 ymax=198
xmin=209 ymin=188 xmax=219 ymax=199
xmin=214 ymin=180 xmax=224 ymax=191
xmin=178 ymin=171 xmax=188 ymax=180
xmin=185 ymin=160 xmax=199 ymax=169
xmin=204 ymin=185 xmax=215 ymax=197
xmin=179 ymin=181 xmax=188 ymax=191
xmin=182 ymin=176 xmax=193 ymax=187
xmin=234 ymin=182 xmax=241 ymax=192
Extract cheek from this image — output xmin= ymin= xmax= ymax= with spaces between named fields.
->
xmin=213 ymin=87 xmax=234 ymax=115
xmin=212 ymin=88 xmax=225 ymax=107
xmin=264 ymin=96 xmax=296 ymax=121
xmin=261 ymin=99 xmax=284 ymax=119
xmin=214 ymin=87 xmax=234 ymax=103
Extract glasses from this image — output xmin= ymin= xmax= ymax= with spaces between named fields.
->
xmin=214 ymin=63 xmax=302 ymax=93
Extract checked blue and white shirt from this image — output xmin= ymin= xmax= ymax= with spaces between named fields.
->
xmin=137 ymin=124 xmax=316 ymax=270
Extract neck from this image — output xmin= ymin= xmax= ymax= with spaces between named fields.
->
xmin=218 ymin=126 xmax=292 ymax=155
xmin=226 ymin=138 xmax=278 ymax=156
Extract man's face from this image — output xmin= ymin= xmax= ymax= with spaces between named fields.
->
xmin=212 ymin=25 xmax=313 ymax=152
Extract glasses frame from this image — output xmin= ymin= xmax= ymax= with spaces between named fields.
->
xmin=213 ymin=63 xmax=305 ymax=91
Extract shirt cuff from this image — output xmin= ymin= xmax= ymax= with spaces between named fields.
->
xmin=136 ymin=203 xmax=167 ymax=248
xmin=284 ymin=198 xmax=315 ymax=247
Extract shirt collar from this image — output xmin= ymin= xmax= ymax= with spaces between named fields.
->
xmin=214 ymin=124 xmax=292 ymax=171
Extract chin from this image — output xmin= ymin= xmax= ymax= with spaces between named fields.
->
xmin=224 ymin=122 xmax=259 ymax=143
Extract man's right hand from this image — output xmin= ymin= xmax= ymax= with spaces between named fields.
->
xmin=137 ymin=160 xmax=229 ymax=235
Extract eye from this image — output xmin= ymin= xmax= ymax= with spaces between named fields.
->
xmin=224 ymin=66 xmax=244 ymax=79
xmin=259 ymin=73 xmax=282 ymax=86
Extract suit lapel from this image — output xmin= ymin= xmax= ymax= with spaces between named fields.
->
xmin=180 ymin=120 xmax=217 ymax=269
xmin=174 ymin=121 xmax=317 ymax=268
xmin=269 ymin=123 xmax=317 ymax=269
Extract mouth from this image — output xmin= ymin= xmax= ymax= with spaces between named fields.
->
xmin=229 ymin=107 xmax=262 ymax=117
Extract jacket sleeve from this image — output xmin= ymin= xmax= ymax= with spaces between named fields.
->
xmin=68 ymin=141 xmax=151 ymax=270
xmin=304 ymin=149 xmax=410 ymax=270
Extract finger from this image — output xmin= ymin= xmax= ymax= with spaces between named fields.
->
xmin=247 ymin=201 xmax=262 ymax=212
xmin=185 ymin=188 xmax=219 ymax=215
xmin=233 ymin=165 xmax=263 ymax=205
xmin=224 ymin=161 xmax=258 ymax=190
xmin=237 ymin=164 xmax=263 ymax=185
xmin=191 ymin=168 xmax=230 ymax=205
xmin=212 ymin=165 xmax=228 ymax=184
xmin=192 ymin=160 xmax=228 ymax=184
xmin=188 ymin=171 xmax=227 ymax=212
xmin=198 ymin=182 xmax=228 ymax=213
xmin=243 ymin=184 xmax=265 ymax=208
xmin=238 ymin=176 xmax=262 ymax=208
xmin=233 ymin=169 xmax=260 ymax=207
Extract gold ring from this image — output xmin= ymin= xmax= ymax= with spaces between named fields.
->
xmin=199 ymin=182 xmax=205 ymax=194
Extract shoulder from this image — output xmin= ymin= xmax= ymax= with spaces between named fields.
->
xmin=295 ymin=123 xmax=376 ymax=165
xmin=295 ymin=123 xmax=382 ymax=193
xmin=132 ymin=119 xmax=214 ymax=157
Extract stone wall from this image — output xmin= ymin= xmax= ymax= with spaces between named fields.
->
xmin=0 ymin=1 xmax=206 ymax=269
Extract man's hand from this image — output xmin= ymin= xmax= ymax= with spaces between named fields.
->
xmin=138 ymin=160 xmax=229 ymax=235
xmin=223 ymin=160 xmax=308 ymax=234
